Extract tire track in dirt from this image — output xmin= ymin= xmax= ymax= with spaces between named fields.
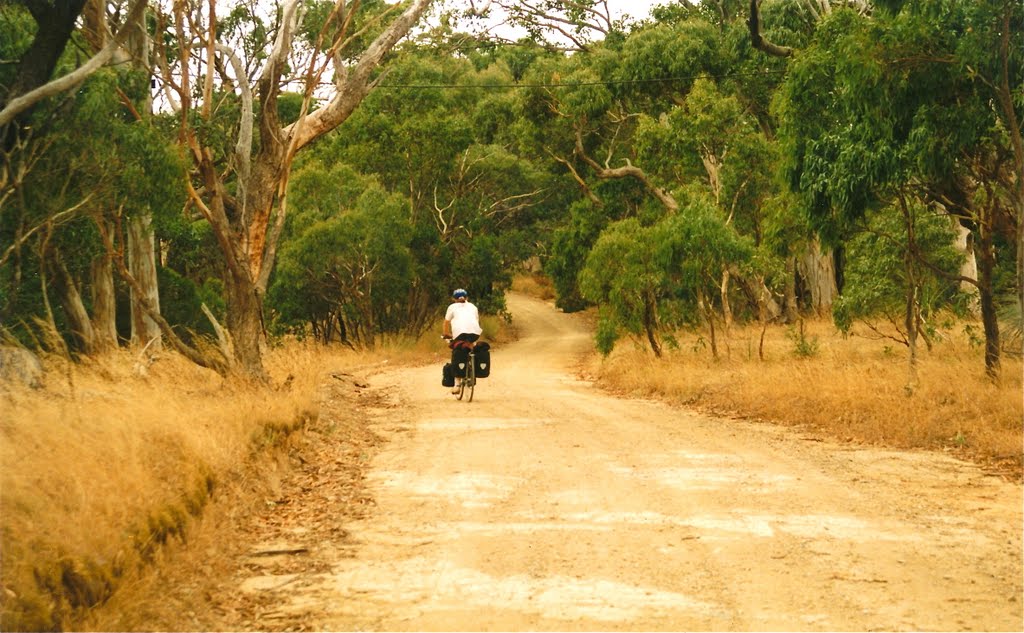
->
xmin=239 ymin=293 xmax=1022 ymax=631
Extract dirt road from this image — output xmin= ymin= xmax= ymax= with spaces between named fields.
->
xmin=240 ymin=293 xmax=1023 ymax=631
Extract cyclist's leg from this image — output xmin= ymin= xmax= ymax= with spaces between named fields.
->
xmin=451 ymin=333 xmax=479 ymax=383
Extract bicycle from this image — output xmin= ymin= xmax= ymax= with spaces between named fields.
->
xmin=443 ymin=336 xmax=477 ymax=402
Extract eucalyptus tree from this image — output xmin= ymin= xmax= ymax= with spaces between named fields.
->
xmin=580 ymin=195 xmax=753 ymax=357
xmin=774 ymin=2 xmax=1022 ymax=378
xmin=311 ymin=46 xmax=556 ymax=318
xmin=0 ymin=0 xmax=148 ymax=134
xmin=580 ymin=218 xmax=669 ymax=356
xmin=271 ymin=167 xmax=414 ymax=348
xmin=145 ymin=0 xmax=435 ymax=379
xmin=459 ymin=0 xmax=625 ymax=52
xmin=0 ymin=1 xmax=178 ymax=357
xmin=951 ymin=0 xmax=1024 ymax=346
xmin=518 ymin=7 xmax=792 ymax=328
xmin=634 ymin=77 xmax=779 ymax=324
xmin=833 ymin=205 xmax=966 ymax=359
xmin=0 ymin=72 xmax=185 ymax=355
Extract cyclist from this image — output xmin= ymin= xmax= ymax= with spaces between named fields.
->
xmin=443 ymin=288 xmax=482 ymax=394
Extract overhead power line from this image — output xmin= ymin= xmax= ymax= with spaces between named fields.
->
xmin=375 ymin=68 xmax=788 ymax=90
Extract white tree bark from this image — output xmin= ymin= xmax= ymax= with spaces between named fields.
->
xmin=286 ymin=0 xmax=434 ymax=151
xmin=797 ymin=237 xmax=838 ymax=316
xmin=90 ymin=253 xmax=119 ymax=351
xmin=128 ymin=213 xmax=162 ymax=349
xmin=126 ymin=3 xmax=161 ymax=351
xmin=53 ymin=256 xmax=97 ymax=353
xmin=159 ymin=0 xmax=436 ymax=378
xmin=952 ymin=219 xmax=980 ymax=314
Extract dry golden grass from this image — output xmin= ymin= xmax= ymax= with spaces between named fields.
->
xmin=511 ymin=272 xmax=557 ymax=301
xmin=0 ymin=339 xmax=410 ymax=630
xmin=586 ymin=319 xmax=1023 ymax=475
xmin=0 ymin=316 xmax=509 ymax=630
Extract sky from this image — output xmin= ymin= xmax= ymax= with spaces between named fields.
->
xmin=609 ymin=0 xmax=671 ymax=22
xmin=448 ymin=0 xmax=676 ymax=43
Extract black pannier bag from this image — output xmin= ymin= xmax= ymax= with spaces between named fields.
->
xmin=442 ymin=362 xmax=455 ymax=387
xmin=474 ymin=341 xmax=491 ymax=378
xmin=451 ymin=344 xmax=471 ymax=377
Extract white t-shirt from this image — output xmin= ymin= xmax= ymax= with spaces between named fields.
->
xmin=445 ymin=301 xmax=483 ymax=338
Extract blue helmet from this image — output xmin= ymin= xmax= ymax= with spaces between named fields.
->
xmin=452 ymin=288 xmax=468 ymax=299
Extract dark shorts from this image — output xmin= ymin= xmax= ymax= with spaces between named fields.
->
xmin=450 ymin=333 xmax=479 ymax=367
xmin=452 ymin=333 xmax=480 ymax=345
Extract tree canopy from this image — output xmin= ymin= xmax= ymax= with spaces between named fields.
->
xmin=0 ymin=0 xmax=1019 ymax=380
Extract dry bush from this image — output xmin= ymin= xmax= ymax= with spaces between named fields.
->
xmin=587 ymin=319 xmax=1023 ymax=476
xmin=511 ymin=272 xmax=556 ymax=301
xmin=0 ymin=342 xmax=367 ymax=630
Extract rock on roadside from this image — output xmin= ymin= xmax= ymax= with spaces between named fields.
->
xmin=0 ymin=346 xmax=44 ymax=389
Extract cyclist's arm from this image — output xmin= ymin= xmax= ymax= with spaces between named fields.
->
xmin=443 ymin=304 xmax=454 ymax=338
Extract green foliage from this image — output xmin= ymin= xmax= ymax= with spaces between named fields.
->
xmin=277 ymin=92 xmax=307 ymax=126
xmin=0 ymin=3 xmax=36 ymax=91
xmin=305 ymin=49 xmax=559 ymax=329
xmin=593 ymin=305 xmax=621 ymax=356
xmin=546 ymin=199 xmax=612 ymax=312
xmin=580 ymin=196 xmax=753 ymax=355
xmin=785 ymin=321 xmax=819 ymax=358
xmin=269 ymin=178 xmax=414 ymax=346
xmin=775 ymin=1 xmax=1021 ymax=242
xmin=580 ymin=218 xmax=665 ymax=354
xmin=655 ymin=195 xmax=755 ymax=292
xmin=618 ymin=19 xmax=723 ymax=97
xmin=314 ymin=0 xmax=391 ymax=60
xmin=4 ymin=0 xmax=1016 ymax=367
xmin=1 ymin=67 xmax=186 ymax=347
xmin=832 ymin=205 xmax=966 ymax=337
xmin=635 ymin=78 xmax=774 ymax=236
xmin=218 ymin=4 xmax=269 ymax=72
xmin=157 ymin=268 xmax=221 ymax=342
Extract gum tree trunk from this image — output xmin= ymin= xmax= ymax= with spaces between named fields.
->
xmin=952 ymin=219 xmax=980 ymax=315
xmin=90 ymin=252 xmax=118 ymax=351
xmin=166 ymin=0 xmax=435 ymax=379
xmin=127 ymin=213 xmax=161 ymax=349
xmin=783 ymin=256 xmax=799 ymax=322
xmin=797 ymin=238 xmax=838 ymax=317
xmin=976 ymin=207 xmax=1001 ymax=379
xmin=52 ymin=255 xmax=96 ymax=353
xmin=224 ymin=264 xmax=266 ymax=377
xmin=643 ymin=290 xmax=662 ymax=358
xmin=126 ymin=4 xmax=161 ymax=351
xmin=720 ymin=268 xmax=733 ymax=329
xmin=900 ymin=195 xmax=920 ymax=389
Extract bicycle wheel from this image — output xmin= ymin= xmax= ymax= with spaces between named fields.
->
xmin=455 ymin=354 xmax=467 ymax=400
xmin=466 ymin=353 xmax=475 ymax=402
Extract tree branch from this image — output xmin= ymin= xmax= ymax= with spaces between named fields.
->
xmin=0 ymin=200 xmax=89 ymax=268
xmin=748 ymin=0 xmax=793 ymax=58
xmin=288 ymin=0 xmax=434 ymax=150
xmin=0 ymin=0 xmax=149 ymax=128
xmin=574 ymin=126 xmax=678 ymax=212
xmin=548 ymin=149 xmax=603 ymax=206
xmin=215 ymin=43 xmax=253 ymax=186
xmin=95 ymin=212 xmax=231 ymax=374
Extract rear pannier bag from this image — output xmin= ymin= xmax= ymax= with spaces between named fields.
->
xmin=442 ymin=362 xmax=455 ymax=387
xmin=474 ymin=341 xmax=491 ymax=378
xmin=451 ymin=344 xmax=471 ymax=377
